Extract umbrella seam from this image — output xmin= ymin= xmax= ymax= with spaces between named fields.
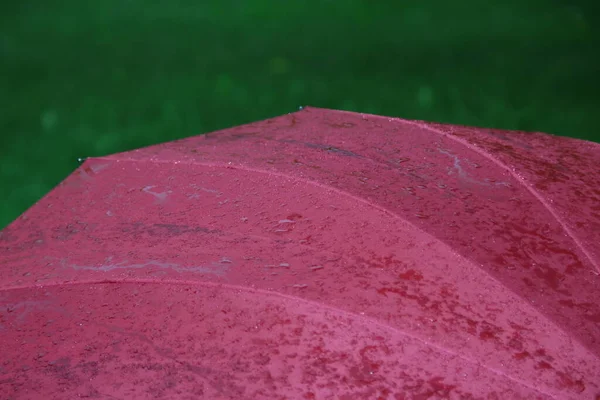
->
xmin=402 ymin=119 xmax=600 ymax=276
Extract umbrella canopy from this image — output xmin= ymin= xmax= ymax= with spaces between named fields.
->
xmin=1 ymin=107 xmax=599 ymax=399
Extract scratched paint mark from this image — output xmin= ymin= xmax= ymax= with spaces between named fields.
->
xmin=187 ymin=184 xmax=223 ymax=199
xmin=88 ymin=162 xmax=111 ymax=173
xmin=279 ymin=139 xmax=362 ymax=158
xmin=142 ymin=186 xmax=171 ymax=203
xmin=438 ymin=149 xmax=509 ymax=187
xmin=1 ymin=300 xmax=57 ymax=328
xmin=76 ymin=162 xmax=111 ymax=183
xmin=200 ymin=187 xmax=221 ymax=195
xmin=328 ymin=122 xmax=355 ymax=128
xmin=307 ymin=143 xmax=360 ymax=157
xmin=59 ymin=258 xmax=230 ymax=276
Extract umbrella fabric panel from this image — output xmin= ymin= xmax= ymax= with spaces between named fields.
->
xmin=1 ymin=107 xmax=599 ymax=399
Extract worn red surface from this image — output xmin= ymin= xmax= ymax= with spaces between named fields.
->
xmin=1 ymin=107 xmax=599 ymax=399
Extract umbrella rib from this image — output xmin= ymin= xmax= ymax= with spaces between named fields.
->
xmin=405 ymin=120 xmax=600 ymax=276
xmin=0 ymin=278 xmax=561 ymax=398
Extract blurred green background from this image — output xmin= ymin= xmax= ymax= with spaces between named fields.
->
xmin=1 ymin=0 xmax=598 ymax=229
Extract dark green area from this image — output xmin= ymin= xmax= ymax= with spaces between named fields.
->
xmin=1 ymin=0 xmax=598 ymax=229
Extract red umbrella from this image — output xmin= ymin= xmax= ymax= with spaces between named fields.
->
xmin=1 ymin=107 xmax=599 ymax=399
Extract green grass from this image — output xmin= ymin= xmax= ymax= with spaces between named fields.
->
xmin=1 ymin=0 xmax=598 ymax=229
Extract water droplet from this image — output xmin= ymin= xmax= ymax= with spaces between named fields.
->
xmin=292 ymin=284 xmax=308 ymax=289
